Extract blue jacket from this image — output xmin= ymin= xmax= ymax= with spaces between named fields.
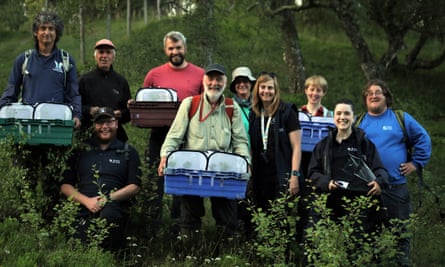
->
xmin=357 ymin=108 xmax=431 ymax=184
xmin=0 ymin=47 xmax=82 ymax=119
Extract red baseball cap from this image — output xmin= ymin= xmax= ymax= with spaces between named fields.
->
xmin=94 ymin=39 xmax=115 ymax=49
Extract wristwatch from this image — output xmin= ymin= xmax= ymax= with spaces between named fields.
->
xmin=291 ymin=170 xmax=300 ymax=177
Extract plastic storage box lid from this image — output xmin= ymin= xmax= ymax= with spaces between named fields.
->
xmin=0 ymin=103 xmax=34 ymax=119
xmin=207 ymin=151 xmax=248 ymax=173
xmin=135 ymin=88 xmax=178 ymax=102
xmin=166 ymin=150 xmax=207 ymax=170
xmin=33 ymin=103 xmax=73 ymax=120
xmin=166 ymin=150 xmax=249 ymax=175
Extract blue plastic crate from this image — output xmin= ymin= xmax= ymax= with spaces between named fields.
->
xmin=301 ymin=121 xmax=333 ymax=152
xmin=164 ymin=168 xmax=248 ymax=199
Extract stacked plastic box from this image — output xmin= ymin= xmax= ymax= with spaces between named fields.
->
xmin=299 ymin=112 xmax=335 ymax=152
xmin=129 ymin=88 xmax=180 ymax=128
xmin=164 ymin=150 xmax=250 ymax=199
xmin=0 ymin=102 xmax=74 ymax=146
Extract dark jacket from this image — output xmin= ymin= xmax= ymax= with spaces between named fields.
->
xmin=62 ymin=137 xmax=142 ymax=217
xmin=249 ymin=102 xmax=300 ymax=196
xmin=308 ymin=127 xmax=388 ymax=193
xmin=78 ymin=66 xmax=131 ymax=142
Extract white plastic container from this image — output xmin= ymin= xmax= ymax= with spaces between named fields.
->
xmin=135 ymin=88 xmax=178 ymax=102
xmin=33 ymin=103 xmax=73 ymax=120
xmin=0 ymin=103 xmax=34 ymax=119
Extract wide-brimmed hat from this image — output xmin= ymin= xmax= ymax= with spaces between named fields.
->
xmin=205 ymin=63 xmax=226 ymax=76
xmin=230 ymin=66 xmax=256 ymax=93
xmin=92 ymin=107 xmax=115 ymax=122
xmin=95 ymin=39 xmax=115 ymax=49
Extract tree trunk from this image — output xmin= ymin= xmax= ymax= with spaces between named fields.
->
xmin=157 ymin=0 xmax=161 ymax=20
xmin=126 ymin=0 xmax=131 ymax=36
xmin=279 ymin=9 xmax=306 ymax=93
xmin=106 ymin=0 xmax=111 ymax=39
xmin=79 ymin=4 xmax=85 ymax=65
xmin=144 ymin=0 xmax=148 ymax=25
xmin=333 ymin=0 xmax=385 ymax=80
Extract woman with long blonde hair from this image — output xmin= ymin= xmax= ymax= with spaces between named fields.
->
xmin=249 ymin=72 xmax=302 ymax=210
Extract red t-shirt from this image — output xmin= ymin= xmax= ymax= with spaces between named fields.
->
xmin=143 ymin=63 xmax=205 ymax=101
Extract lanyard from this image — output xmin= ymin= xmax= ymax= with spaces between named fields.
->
xmin=261 ymin=109 xmax=272 ymax=151
xmin=199 ymin=96 xmax=217 ymax=122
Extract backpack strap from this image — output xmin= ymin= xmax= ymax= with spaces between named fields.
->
xmin=394 ymin=109 xmax=408 ymax=146
xmin=188 ymin=95 xmax=233 ymax=122
xmin=21 ymin=49 xmax=33 ymax=77
xmin=224 ymin=97 xmax=234 ymax=121
xmin=116 ymin=142 xmax=131 ymax=161
xmin=21 ymin=48 xmax=71 ymax=89
xmin=60 ymin=49 xmax=72 ymax=89
xmin=353 ymin=112 xmax=366 ymax=128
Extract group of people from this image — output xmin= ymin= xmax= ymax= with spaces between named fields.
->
xmin=0 ymin=10 xmax=432 ymax=266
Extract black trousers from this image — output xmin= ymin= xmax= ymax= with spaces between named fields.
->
xmin=180 ymin=195 xmax=238 ymax=235
xmin=145 ymin=127 xmax=181 ymax=234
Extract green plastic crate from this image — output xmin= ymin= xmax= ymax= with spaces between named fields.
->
xmin=0 ymin=118 xmax=74 ymax=146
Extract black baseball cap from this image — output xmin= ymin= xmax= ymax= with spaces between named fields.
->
xmin=92 ymin=107 xmax=115 ymax=122
xmin=205 ymin=63 xmax=226 ymax=75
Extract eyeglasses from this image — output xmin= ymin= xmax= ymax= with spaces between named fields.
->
xmin=259 ymin=71 xmax=278 ymax=79
xmin=365 ymin=90 xmax=384 ymax=97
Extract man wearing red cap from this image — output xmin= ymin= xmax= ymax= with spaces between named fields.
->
xmin=78 ymin=39 xmax=132 ymax=142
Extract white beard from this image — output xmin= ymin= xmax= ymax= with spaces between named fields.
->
xmin=205 ymin=86 xmax=225 ymax=103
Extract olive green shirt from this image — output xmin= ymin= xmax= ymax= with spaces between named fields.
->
xmin=160 ymin=94 xmax=251 ymax=165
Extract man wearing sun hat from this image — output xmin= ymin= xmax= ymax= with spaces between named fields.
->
xmin=78 ymin=39 xmax=132 ymax=142
xmin=61 ymin=106 xmax=142 ymax=250
xmin=158 ymin=63 xmax=250 ymax=246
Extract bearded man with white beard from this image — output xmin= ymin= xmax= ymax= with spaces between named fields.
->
xmin=158 ymin=63 xmax=251 ymax=242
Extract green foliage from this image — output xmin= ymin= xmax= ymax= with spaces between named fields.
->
xmin=0 ymin=0 xmax=27 ymax=31
xmin=250 ymin=194 xmax=298 ymax=265
xmin=304 ymin=194 xmax=401 ymax=267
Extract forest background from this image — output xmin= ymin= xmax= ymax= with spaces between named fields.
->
xmin=0 ymin=0 xmax=444 ymax=266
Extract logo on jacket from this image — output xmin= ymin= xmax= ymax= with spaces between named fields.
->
xmin=347 ymin=147 xmax=358 ymax=152
xmin=53 ymin=60 xmax=64 ymax=73
xmin=109 ymin=158 xmax=121 ymax=164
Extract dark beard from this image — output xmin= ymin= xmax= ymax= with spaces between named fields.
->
xmin=169 ymin=54 xmax=185 ymax=66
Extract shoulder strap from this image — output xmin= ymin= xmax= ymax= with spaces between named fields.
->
xmin=188 ymin=95 xmax=233 ymax=122
xmin=189 ymin=95 xmax=201 ymax=119
xmin=224 ymin=97 xmax=234 ymax=121
xmin=60 ymin=49 xmax=71 ymax=88
xmin=354 ymin=112 xmax=366 ymax=128
xmin=22 ymin=49 xmax=33 ymax=76
xmin=116 ymin=142 xmax=130 ymax=161
xmin=394 ymin=109 xmax=408 ymax=145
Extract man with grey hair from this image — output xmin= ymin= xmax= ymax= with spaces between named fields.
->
xmin=0 ymin=10 xmax=81 ymax=128
xmin=79 ymin=39 xmax=131 ymax=142
xmin=0 ymin=11 xmax=81 ymax=222
xmin=139 ymin=31 xmax=205 ymax=236
xmin=158 ymin=63 xmax=250 ymax=242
